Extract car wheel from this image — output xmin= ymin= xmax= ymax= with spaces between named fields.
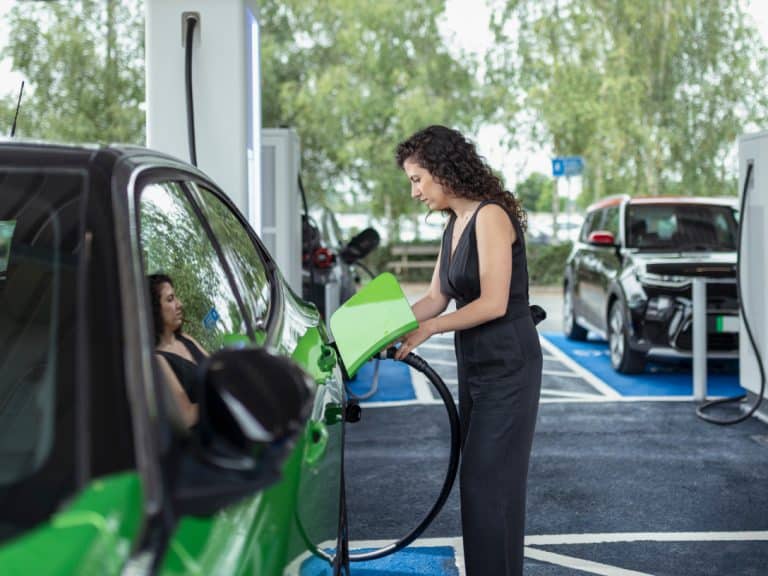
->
xmin=608 ymin=299 xmax=645 ymax=374
xmin=563 ymin=283 xmax=588 ymax=340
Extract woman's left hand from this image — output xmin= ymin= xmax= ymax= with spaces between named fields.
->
xmin=394 ymin=319 xmax=436 ymax=360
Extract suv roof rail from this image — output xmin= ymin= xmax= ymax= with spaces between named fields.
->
xmin=587 ymin=194 xmax=630 ymax=212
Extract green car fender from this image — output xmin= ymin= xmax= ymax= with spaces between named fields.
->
xmin=0 ymin=473 xmax=143 ymax=576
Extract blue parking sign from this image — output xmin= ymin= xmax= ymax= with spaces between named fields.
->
xmin=552 ymin=156 xmax=584 ymax=177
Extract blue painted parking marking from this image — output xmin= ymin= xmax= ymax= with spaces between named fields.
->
xmin=346 ymin=359 xmax=415 ymax=402
xmin=543 ymin=332 xmax=744 ymax=397
xmin=299 ymin=546 xmax=459 ymax=575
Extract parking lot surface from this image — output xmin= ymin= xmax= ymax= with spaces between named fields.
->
xmin=342 ymin=284 xmax=768 ymax=575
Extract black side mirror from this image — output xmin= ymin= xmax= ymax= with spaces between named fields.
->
xmin=340 ymin=227 xmax=380 ymax=264
xmin=172 ymin=348 xmax=314 ymax=517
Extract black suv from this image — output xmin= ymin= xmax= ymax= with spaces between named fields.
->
xmin=563 ymin=195 xmax=739 ymax=373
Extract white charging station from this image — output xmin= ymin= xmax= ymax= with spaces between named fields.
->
xmin=261 ymin=128 xmax=302 ymax=292
xmin=738 ymin=131 xmax=768 ymax=415
xmin=145 ymin=0 xmax=262 ymax=230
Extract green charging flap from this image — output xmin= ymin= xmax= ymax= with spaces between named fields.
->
xmin=329 ymin=272 xmax=418 ymax=378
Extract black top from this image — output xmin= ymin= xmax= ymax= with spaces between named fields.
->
xmin=156 ymin=334 xmax=205 ymax=402
xmin=440 ymin=200 xmax=530 ymax=318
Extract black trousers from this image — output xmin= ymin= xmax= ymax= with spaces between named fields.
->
xmin=455 ymin=314 xmax=542 ymax=576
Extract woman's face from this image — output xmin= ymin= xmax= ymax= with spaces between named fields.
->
xmin=159 ymin=282 xmax=183 ymax=332
xmin=403 ymin=158 xmax=450 ymax=211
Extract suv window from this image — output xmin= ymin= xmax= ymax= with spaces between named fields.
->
xmin=580 ymin=210 xmax=601 ymax=242
xmin=627 ymin=203 xmax=738 ymax=251
xmin=602 ymin=206 xmax=620 ymax=238
xmin=188 ymin=183 xmax=271 ymax=329
xmin=0 ymin=170 xmax=84 ymax=541
xmin=138 ymin=182 xmax=249 ymax=352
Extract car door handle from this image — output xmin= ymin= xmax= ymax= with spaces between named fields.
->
xmin=303 ymin=420 xmax=329 ymax=467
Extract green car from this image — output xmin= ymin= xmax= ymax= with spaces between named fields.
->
xmin=0 ymin=141 xmax=410 ymax=575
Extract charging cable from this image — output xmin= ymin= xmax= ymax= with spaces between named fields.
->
xmin=184 ymin=15 xmax=198 ymax=167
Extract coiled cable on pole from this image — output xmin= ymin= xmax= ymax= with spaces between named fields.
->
xmin=184 ymin=15 xmax=198 ymax=167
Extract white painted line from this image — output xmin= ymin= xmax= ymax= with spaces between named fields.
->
xmin=540 ymin=389 xmax=606 ymax=399
xmin=363 ymin=399 xmax=444 ymax=408
xmin=543 ymin=369 xmax=585 ymax=378
xmin=539 ymin=335 xmax=621 ymax=399
xmin=409 ymin=366 xmax=435 ymax=402
xmin=419 ymin=357 xmax=457 ymax=367
xmin=525 ymin=530 xmax=768 ymax=546
xmin=417 ymin=342 xmax=456 ymax=351
xmin=524 ymin=547 xmax=653 ymax=576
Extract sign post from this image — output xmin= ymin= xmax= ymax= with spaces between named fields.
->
xmin=551 ymin=156 xmax=584 ymax=242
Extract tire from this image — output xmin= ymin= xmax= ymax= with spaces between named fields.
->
xmin=563 ymin=283 xmax=588 ymax=340
xmin=608 ymin=299 xmax=645 ymax=374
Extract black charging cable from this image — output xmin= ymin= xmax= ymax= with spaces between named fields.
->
xmin=697 ymin=162 xmax=766 ymax=424
xmin=346 ymin=348 xmax=461 ymax=562
xmin=184 ymin=16 xmax=198 ymax=167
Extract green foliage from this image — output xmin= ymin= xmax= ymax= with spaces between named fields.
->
xmin=526 ymin=241 xmax=572 ymax=286
xmin=1 ymin=0 xmax=145 ymax=144
xmin=258 ymin=0 xmax=486 ymax=239
xmin=489 ymin=0 xmax=768 ymax=200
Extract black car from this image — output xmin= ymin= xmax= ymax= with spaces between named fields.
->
xmin=563 ymin=195 xmax=740 ymax=373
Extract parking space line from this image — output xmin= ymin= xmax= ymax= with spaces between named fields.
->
xmin=525 ymin=530 xmax=768 ymax=545
xmin=539 ymin=335 xmax=621 ymax=398
xmin=410 ymin=367 xmax=437 ymax=402
xmin=524 ymin=547 xmax=653 ymax=576
xmin=364 ymin=399 xmax=444 ymax=408
xmin=417 ymin=342 xmax=456 ymax=351
xmin=540 ymin=389 xmax=606 ymax=399
xmin=542 ymin=369 xmax=587 ymax=378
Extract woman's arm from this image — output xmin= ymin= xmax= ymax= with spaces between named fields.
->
xmin=156 ymin=354 xmax=199 ymax=428
xmin=396 ymin=204 xmax=515 ymax=359
xmin=411 ymin=242 xmax=450 ymax=322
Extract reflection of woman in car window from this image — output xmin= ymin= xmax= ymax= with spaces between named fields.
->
xmin=148 ymin=274 xmax=208 ymax=428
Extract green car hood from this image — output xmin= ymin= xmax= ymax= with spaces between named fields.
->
xmin=329 ymin=272 xmax=417 ymax=377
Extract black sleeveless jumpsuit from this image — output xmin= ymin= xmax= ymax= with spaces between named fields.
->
xmin=439 ymin=200 xmax=542 ymax=576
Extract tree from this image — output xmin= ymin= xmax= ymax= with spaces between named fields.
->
xmin=258 ymin=0 xmax=486 ymax=240
xmin=1 ymin=0 xmax=145 ymax=144
xmin=514 ymin=172 xmax=556 ymax=212
xmin=488 ymin=0 xmax=768 ymax=200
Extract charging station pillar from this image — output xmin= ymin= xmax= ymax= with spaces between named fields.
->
xmin=738 ymin=132 xmax=768 ymax=414
xmin=145 ymin=0 xmax=262 ymax=231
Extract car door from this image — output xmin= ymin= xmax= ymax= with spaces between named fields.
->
xmin=592 ymin=205 xmax=622 ymax=330
xmin=186 ymin=182 xmax=345 ymax=574
xmin=137 ymin=178 xmax=293 ymax=575
xmin=570 ymin=210 xmax=600 ymax=323
xmin=578 ymin=208 xmax=608 ymax=327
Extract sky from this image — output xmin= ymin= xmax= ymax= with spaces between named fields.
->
xmin=1 ymin=0 xmax=768 ymax=189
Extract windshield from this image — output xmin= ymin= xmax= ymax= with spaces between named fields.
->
xmin=626 ymin=203 xmax=738 ymax=251
xmin=0 ymin=169 xmax=84 ymax=541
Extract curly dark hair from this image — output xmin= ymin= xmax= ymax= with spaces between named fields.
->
xmin=148 ymin=273 xmax=181 ymax=345
xmin=395 ymin=125 xmax=526 ymax=229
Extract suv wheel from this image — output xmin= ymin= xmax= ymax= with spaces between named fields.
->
xmin=563 ymin=283 xmax=588 ymax=340
xmin=608 ymin=299 xmax=645 ymax=374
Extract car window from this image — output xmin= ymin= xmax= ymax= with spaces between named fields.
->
xmin=138 ymin=181 xmax=248 ymax=352
xmin=580 ymin=210 xmax=601 ymax=242
xmin=602 ymin=206 xmax=620 ymax=237
xmin=0 ymin=169 xmax=83 ymax=541
xmin=187 ymin=183 xmax=271 ymax=329
xmin=627 ymin=204 xmax=738 ymax=250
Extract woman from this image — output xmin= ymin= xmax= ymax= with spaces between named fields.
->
xmin=148 ymin=273 xmax=208 ymax=428
xmin=394 ymin=125 xmax=542 ymax=576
